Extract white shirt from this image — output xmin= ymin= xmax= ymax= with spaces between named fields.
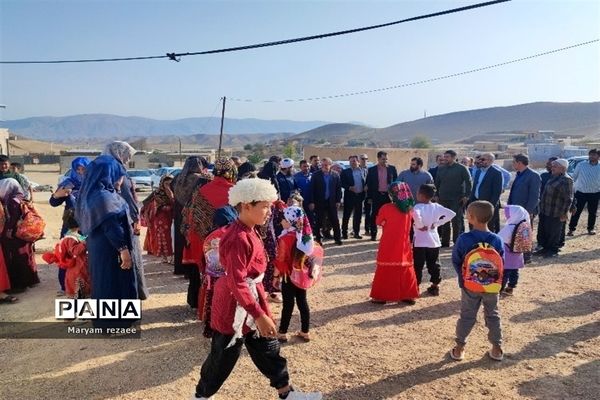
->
xmin=572 ymin=161 xmax=600 ymax=193
xmin=413 ymin=203 xmax=457 ymax=248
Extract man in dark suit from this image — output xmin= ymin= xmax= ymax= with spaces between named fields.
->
xmin=508 ymin=153 xmax=541 ymax=263
xmin=310 ymin=157 xmax=343 ymax=245
xmin=470 ymin=152 xmax=503 ymax=232
xmin=341 ymin=155 xmax=367 ymax=239
xmin=366 ymin=151 xmax=398 ymax=241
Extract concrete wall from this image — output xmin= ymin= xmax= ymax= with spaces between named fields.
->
xmin=302 ymin=146 xmax=431 ymax=170
xmin=0 ymin=128 xmax=9 ymax=156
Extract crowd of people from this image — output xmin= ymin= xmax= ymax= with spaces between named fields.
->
xmin=0 ymin=145 xmax=598 ymax=400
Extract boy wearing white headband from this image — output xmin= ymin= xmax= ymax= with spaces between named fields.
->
xmin=192 ymin=179 xmax=322 ymax=400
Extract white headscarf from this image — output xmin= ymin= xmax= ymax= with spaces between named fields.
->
xmin=103 ymin=141 xmax=136 ymax=166
xmin=498 ymin=205 xmax=530 ymax=244
xmin=281 ymin=205 xmax=315 ymax=256
xmin=0 ymin=178 xmax=25 ymax=202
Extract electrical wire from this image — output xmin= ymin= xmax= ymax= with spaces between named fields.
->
xmin=228 ymin=39 xmax=600 ymax=103
xmin=1 ymin=0 xmax=509 ymax=65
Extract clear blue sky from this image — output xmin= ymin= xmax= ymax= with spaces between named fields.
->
xmin=1 ymin=0 xmax=599 ymax=127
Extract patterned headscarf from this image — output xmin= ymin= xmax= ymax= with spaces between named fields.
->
xmin=213 ymin=158 xmax=237 ymax=183
xmin=144 ymin=174 xmax=173 ymax=209
xmin=388 ymin=181 xmax=415 ymax=213
xmin=281 ymin=205 xmax=314 ymax=256
xmin=103 ymin=141 xmax=136 ymax=166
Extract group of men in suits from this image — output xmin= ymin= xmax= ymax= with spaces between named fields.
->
xmin=307 ymin=151 xmax=398 ymax=244
xmin=290 ymin=149 xmax=561 ymax=254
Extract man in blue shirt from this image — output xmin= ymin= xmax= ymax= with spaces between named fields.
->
xmin=294 ymin=159 xmax=314 ymax=228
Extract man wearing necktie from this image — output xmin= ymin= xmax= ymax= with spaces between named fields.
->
xmin=470 ymin=152 xmax=503 ymax=232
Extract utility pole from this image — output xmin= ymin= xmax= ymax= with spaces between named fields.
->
xmin=178 ymin=136 xmax=182 ymax=165
xmin=217 ymin=96 xmax=226 ymax=160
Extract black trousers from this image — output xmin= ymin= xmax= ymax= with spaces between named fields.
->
xmin=342 ymin=191 xmax=365 ymax=236
xmin=370 ymin=192 xmax=391 ymax=239
xmin=187 ymin=267 xmax=201 ymax=309
xmin=413 ymin=247 xmax=441 ymax=285
xmin=364 ymin=196 xmax=372 ymax=233
xmin=195 ymin=331 xmax=289 ymax=398
xmin=314 ymin=203 xmax=341 ymax=242
xmin=279 ymin=279 xmax=310 ymax=334
xmin=303 ymin=203 xmax=316 ymax=232
xmin=538 ymin=214 xmax=563 ymax=253
xmin=439 ymin=199 xmax=465 ymax=246
xmin=569 ymin=191 xmax=599 ymax=232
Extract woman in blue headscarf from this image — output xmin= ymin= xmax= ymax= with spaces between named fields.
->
xmin=49 ymin=156 xmax=90 ymax=294
xmin=75 ymin=155 xmax=138 ymax=329
xmin=103 ymin=141 xmax=149 ymax=300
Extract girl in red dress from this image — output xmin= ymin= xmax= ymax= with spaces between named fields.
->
xmin=42 ymin=214 xmax=90 ymax=299
xmin=370 ymin=181 xmax=419 ymax=304
xmin=142 ymin=175 xmax=175 ymax=263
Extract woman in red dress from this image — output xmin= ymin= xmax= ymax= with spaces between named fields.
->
xmin=142 ymin=175 xmax=175 ymax=263
xmin=370 ymin=181 xmax=419 ymax=304
xmin=182 ymin=158 xmax=237 ymax=311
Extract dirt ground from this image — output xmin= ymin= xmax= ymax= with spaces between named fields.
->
xmin=0 ymin=167 xmax=598 ymax=400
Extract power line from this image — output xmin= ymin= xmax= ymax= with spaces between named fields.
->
xmin=1 ymin=0 xmax=510 ymax=65
xmin=229 ymin=39 xmax=600 ymax=103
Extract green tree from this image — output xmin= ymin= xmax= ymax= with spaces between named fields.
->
xmin=283 ymin=143 xmax=295 ymax=159
xmin=247 ymin=153 xmax=263 ymax=164
xmin=243 ymin=144 xmax=253 ymax=151
xmin=410 ymin=135 xmax=431 ymax=149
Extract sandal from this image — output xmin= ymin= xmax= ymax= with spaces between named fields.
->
xmin=277 ymin=333 xmax=288 ymax=343
xmin=488 ymin=348 xmax=504 ymax=361
xmin=450 ymin=346 xmax=465 ymax=361
xmin=0 ymin=294 xmax=18 ymax=304
xmin=296 ymin=332 xmax=311 ymax=342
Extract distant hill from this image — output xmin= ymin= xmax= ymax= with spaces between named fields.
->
xmin=293 ymin=102 xmax=600 ymax=145
xmin=0 ymin=114 xmax=331 ymax=142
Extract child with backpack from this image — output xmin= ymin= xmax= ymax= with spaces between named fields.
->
xmin=451 ymin=200 xmax=505 ymax=362
xmin=498 ymin=205 xmax=532 ymax=296
xmin=42 ymin=213 xmax=90 ymax=299
xmin=413 ymin=184 xmax=456 ymax=296
xmin=273 ymin=206 xmax=323 ymax=343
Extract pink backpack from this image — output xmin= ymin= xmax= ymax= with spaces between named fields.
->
xmin=290 ymin=243 xmax=324 ymax=290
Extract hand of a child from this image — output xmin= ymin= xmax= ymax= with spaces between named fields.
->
xmin=255 ymin=314 xmax=277 ymax=338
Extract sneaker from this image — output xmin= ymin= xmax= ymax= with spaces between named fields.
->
xmin=567 ymin=230 xmax=575 ymax=236
xmin=588 ymin=230 xmax=597 ymax=235
xmin=353 ymin=234 xmax=363 ymax=239
xmin=543 ymin=251 xmax=558 ymax=258
xmin=285 ymin=390 xmax=323 ymax=400
xmin=503 ymin=287 xmax=513 ymax=296
xmin=56 ymin=289 xmax=66 ymax=297
xmin=190 ymin=395 xmax=214 ymax=400
xmin=342 ymin=233 xmax=348 ymax=240
xmin=401 ymin=299 xmax=416 ymax=305
xmin=335 ymin=240 xmax=343 ymax=246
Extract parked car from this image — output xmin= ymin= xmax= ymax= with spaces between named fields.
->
xmin=567 ymin=156 xmax=588 ymax=176
xmin=151 ymin=167 xmax=182 ymax=189
xmin=128 ymin=169 xmax=154 ymax=191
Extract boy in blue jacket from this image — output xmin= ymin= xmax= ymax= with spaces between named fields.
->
xmin=451 ymin=200 xmax=505 ymax=362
